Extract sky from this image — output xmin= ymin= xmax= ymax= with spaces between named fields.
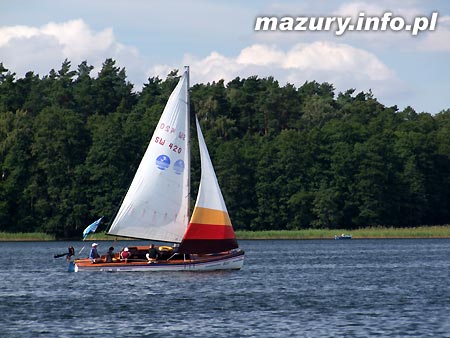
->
xmin=1 ymin=0 xmax=449 ymax=114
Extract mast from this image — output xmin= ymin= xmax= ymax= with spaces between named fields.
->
xmin=185 ymin=66 xmax=191 ymax=222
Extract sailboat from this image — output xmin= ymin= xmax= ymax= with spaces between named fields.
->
xmin=73 ymin=67 xmax=244 ymax=272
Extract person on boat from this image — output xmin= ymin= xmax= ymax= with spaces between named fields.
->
xmin=120 ymin=247 xmax=130 ymax=262
xmin=67 ymin=245 xmax=75 ymax=261
xmin=68 ymin=246 xmax=75 ymax=257
xmin=89 ymin=243 xmax=100 ymax=263
xmin=54 ymin=246 xmax=76 ymax=260
xmin=105 ymin=246 xmax=115 ymax=263
xmin=146 ymin=244 xmax=158 ymax=263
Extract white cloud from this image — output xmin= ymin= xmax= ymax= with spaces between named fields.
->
xmin=0 ymin=25 xmax=40 ymax=46
xmin=40 ymin=20 xmax=115 ymax=60
xmin=237 ymin=45 xmax=285 ymax=66
xmin=283 ymin=42 xmax=394 ymax=81
xmin=0 ymin=19 xmax=142 ymax=79
xmin=152 ymin=41 xmax=405 ymax=105
xmin=0 ymin=18 xmax=410 ymax=108
xmin=421 ymin=15 xmax=450 ymax=52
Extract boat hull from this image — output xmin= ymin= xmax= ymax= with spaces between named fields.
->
xmin=73 ymin=249 xmax=244 ymax=272
xmin=335 ymin=235 xmax=352 ymax=240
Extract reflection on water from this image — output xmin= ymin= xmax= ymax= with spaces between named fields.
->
xmin=0 ymin=239 xmax=449 ymax=337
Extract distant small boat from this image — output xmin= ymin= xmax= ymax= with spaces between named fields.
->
xmin=335 ymin=234 xmax=352 ymax=240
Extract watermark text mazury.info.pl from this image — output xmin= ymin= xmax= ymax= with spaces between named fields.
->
xmin=254 ymin=12 xmax=439 ymax=36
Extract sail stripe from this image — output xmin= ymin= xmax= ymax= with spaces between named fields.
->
xmin=183 ymin=223 xmax=236 ymax=240
xmin=190 ymin=207 xmax=231 ymax=226
xmin=177 ymin=239 xmax=238 ymax=254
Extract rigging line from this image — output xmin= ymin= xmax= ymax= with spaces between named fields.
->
xmin=78 ymin=246 xmax=85 ymax=256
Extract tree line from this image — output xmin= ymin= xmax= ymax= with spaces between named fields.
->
xmin=1 ymin=59 xmax=449 ymax=238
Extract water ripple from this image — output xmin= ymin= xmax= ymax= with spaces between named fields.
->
xmin=0 ymin=239 xmax=449 ymax=337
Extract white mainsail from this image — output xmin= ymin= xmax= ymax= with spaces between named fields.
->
xmin=108 ymin=69 xmax=190 ymax=242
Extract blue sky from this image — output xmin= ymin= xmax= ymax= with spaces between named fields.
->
xmin=1 ymin=0 xmax=449 ymax=114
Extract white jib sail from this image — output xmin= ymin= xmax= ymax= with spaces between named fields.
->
xmin=193 ymin=116 xmax=229 ymax=213
xmin=108 ymin=69 xmax=190 ymax=242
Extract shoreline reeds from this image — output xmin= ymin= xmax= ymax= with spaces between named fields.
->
xmin=1 ymin=225 xmax=450 ymax=241
xmin=0 ymin=232 xmax=55 ymax=241
xmin=235 ymin=225 xmax=450 ymax=239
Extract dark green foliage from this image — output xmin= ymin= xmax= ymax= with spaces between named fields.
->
xmin=1 ymin=59 xmax=449 ymax=238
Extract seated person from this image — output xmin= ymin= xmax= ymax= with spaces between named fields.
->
xmin=146 ymin=244 xmax=158 ymax=263
xmin=120 ymin=247 xmax=130 ymax=262
xmin=105 ymin=246 xmax=115 ymax=263
xmin=89 ymin=243 xmax=100 ymax=263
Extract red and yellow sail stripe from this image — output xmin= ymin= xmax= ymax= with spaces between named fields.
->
xmin=178 ymin=206 xmax=238 ymax=254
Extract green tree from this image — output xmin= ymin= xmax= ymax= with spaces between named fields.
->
xmin=0 ymin=110 xmax=34 ymax=231
xmin=73 ymin=61 xmax=95 ymax=119
xmin=212 ymin=137 xmax=257 ymax=230
xmin=92 ymin=58 xmax=136 ymax=115
xmin=30 ymin=107 xmax=87 ymax=237
xmin=85 ymin=112 xmax=130 ymax=223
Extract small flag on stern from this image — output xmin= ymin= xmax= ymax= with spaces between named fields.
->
xmin=83 ymin=217 xmax=103 ymax=239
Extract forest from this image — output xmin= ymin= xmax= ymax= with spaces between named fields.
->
xmin=1 ymin=58 xmax=449 ymax=239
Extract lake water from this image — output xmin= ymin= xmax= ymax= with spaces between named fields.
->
xmin=0 ymin=239 xmax=449 ymax=337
